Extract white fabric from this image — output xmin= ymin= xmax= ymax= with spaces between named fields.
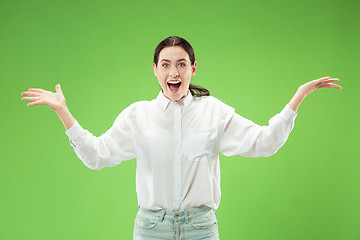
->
xmin=65 ymin=90 xmax=297 ymax=211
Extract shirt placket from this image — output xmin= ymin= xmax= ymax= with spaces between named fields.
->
xmin=173 ymin=102 xmax=182 ymax=210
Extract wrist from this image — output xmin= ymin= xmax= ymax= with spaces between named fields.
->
xmin=297 ymin=85 xmax=309 ymax=98
xmin=288 ymin=88 xmax=306 ymax=113
xmin=55 ymin=104 xmax=75 ymax=131
xmin=55 ymin=103 xmax=68 ymax=114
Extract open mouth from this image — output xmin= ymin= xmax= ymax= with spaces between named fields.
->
xmin=167 ymin=80 xmax=181 ymax=93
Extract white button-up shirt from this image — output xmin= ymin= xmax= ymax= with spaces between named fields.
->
xmin=65 ymin=90 xmax=297 ymax=211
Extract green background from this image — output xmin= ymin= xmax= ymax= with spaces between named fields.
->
xmin=1 ymin=0 xmax=359 ymax=239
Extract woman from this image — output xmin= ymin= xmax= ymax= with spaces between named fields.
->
xmin=21 ymin=36 xmax=341 ymax=240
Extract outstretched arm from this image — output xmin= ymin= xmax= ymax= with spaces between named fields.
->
xmin=21 ymin=84 xmax=136 ymax=170
xmin=288 ymin=76 xmax=342 ymax=113
xmin=220 ymin=76 xmax=341 ymax=158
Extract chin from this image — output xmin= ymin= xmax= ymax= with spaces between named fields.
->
xmin=166 ymin=91 xmax=186 ymax=101
xmin=169 ymin=95 xmax=182 ymax=101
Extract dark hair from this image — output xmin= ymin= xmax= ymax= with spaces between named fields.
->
xmin=153 ymin=36 xmax=210 ymax=97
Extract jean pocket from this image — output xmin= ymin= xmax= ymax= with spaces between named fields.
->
xmin=135 ymin=214 xmax=158 ymax=229
xmin=189 ymin=210 xmax=218 ymax=229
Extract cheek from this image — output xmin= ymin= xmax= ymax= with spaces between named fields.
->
xmin=183 ymin=68 xmax=193 ymax=77
xmin=182 ymin=71 xmax=192 ymax=83
xmin=157 ymin=77 xmax=168 ymax=89
xmin=158 ymin=79 xmax=166 ymax=88
xmin=157 ymin=73 xmax=166 ymax=81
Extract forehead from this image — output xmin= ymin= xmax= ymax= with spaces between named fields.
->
xmin=159 ymin=46 xmax=189 ymax=61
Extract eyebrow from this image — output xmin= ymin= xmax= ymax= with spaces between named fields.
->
xmin=160 ymin=58 xmax=188 ymax=63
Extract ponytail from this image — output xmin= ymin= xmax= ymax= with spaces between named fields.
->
xmin=189 ymin=84 xmax=210 ymax=97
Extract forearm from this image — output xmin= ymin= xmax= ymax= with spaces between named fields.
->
xmin=288 ymin=87 xmax=306 ymax=113
xmin=56 ymin=105 xmax=76 ymax=131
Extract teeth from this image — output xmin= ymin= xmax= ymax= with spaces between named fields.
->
xmin=167 ymin=80 xmax=181 ymax=84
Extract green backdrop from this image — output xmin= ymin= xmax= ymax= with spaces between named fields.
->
xmin=1 ymin=0 xmax=359 ymax=239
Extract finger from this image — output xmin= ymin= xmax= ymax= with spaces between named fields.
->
xmin=21 ymin=97 xmax=40 ymax=101
xmin=314 ymin=77 xmax=330 ymax=85
xmin=316 ymin=77 xmax=339 ymax=86
xmin=56 ymin=84 xmax=62 ymax=93
xmin=318 ymin=83 xmax=342 ymax=89
xmin=317 ymin=76 xmax=331 ymax=81
xmin=28 ymin=88 xmax=44 ymax=93
xmin=27 ymin=101 xmax=42 ymax=107
xmin=21 ymin=91 xmax=40 ymax=96
xmin=322 ymin=78 xmax=339 ymax=83
xmin=317 ymin=79 xmax=339 ymax=86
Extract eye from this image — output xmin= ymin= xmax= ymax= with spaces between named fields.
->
xmin=178 ymin=63 xmax=186 ymax=67
xmin=162 ymin=63 xmax=169 ymax=67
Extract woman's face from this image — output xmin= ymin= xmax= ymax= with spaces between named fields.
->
xmin=153 ymin=46 xmax=197 ymax=101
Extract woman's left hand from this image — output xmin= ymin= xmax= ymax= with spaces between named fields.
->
xmin=288 ymin=76 xmax=342 ymax=113
xmin=298 ymin=76 xmax=342 ymax=98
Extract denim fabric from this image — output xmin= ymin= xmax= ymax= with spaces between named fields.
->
xmin=133 ymin=205 xmax=220 ymax=240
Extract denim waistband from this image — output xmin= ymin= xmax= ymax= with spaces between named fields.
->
xmin=137 ymin=205 xmax=213 ymax=221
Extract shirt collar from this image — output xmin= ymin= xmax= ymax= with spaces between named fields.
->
xmin=156 ymin=89 xmax=193 ymax=111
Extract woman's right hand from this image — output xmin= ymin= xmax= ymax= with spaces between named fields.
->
xmin=21 ymin=84 xmax=67 ymax=112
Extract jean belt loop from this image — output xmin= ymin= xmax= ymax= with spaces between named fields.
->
xmin=159 ymin=209 xmax=166 ymax=222
xmin=185 ymin=210 xmax=190 ymax=223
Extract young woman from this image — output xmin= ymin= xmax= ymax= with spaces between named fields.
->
xmin=21 ymin=36 xmax=341 ymax=240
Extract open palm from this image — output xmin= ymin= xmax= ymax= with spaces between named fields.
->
xmin=21 ymin=84 xmax=66 ymax=112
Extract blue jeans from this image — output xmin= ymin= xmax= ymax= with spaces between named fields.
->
xmin=133 ymin=205 xmax=220 ymax=240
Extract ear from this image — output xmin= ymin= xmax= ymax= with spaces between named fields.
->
xmin=191 ymin=61 xmax=197 ymax=76
xmin=153 ymin=62 xmax=157 ymax=77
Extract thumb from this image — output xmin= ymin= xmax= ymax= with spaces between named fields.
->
xmin=56 ymin=84 xmax=62 ymax=93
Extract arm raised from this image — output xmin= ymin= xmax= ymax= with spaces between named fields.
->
xmin=220 ymin=76 xmax=341 ymax=158
xmin=21 ymin=84 xmax=136 ymax=170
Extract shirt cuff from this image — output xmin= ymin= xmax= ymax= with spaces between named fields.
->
xmin=65 ymin=120 xmax=84 ymax=142
xmin=279 ymin=104 xmax=297 ymax=123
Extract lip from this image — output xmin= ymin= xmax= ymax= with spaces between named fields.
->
xmin=167 ymin=79 xmax=182 ymax=94
xmin=167 ymin=79 xmax=181 ymax=83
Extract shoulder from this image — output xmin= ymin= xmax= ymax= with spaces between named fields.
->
xmin=194 ymin=95 xmax=225 ymax=104
xmin=194 ymin=95 xmax=234 ymax=112
xmin=126 ymin=100 xmax=149 ymax=110
xmin=123 ymin=98 xmax=158 ymax=111
xmin=114 ymin=100 xmax=148 ymax=119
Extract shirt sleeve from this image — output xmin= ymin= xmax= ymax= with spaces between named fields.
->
xmin=65 ymin=104 xmax=136 ymax=170
xmin=219 ymin=104 xmax=297 ymax=158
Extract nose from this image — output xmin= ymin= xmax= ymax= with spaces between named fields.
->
xmin=169 ymin=66 xmax=179 ymax=78
xmin=169 ymin=73 xmax=179 ymax=78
